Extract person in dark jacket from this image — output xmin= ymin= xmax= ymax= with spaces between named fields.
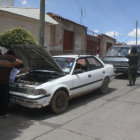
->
xmin=126 ymin=48 xmax=139 ymax=86
xmin=0 ymin=49 xmax=22 ymax=118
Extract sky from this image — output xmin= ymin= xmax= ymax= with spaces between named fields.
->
xmin=14 ymin=0 xmax=140 ymax=45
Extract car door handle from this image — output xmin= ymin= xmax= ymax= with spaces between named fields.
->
xmin=88 ymin=74 xmax=92 ymax=77
xmin=102 ymin=71 xmax=105 ymax=73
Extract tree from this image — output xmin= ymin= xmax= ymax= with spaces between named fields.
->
xmin=0 ymin=27 xmax=37 ymax=49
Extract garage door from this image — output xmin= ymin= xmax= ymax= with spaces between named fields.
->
xmin=63 ymin=30 xmax=73 ymax=51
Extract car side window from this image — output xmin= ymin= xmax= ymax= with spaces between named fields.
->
xmin=87 ymin=57 xmax=103 ymax=70
xmin=74 ymin=58 xmax=87 ymax=73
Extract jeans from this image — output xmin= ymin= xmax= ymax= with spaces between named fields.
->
xmin=0 ymin=84 xmax=9 ymax=115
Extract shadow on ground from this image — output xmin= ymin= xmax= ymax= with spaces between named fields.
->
xmin=115 ymin=72 xmax=140 ymax=80
xmin=0 ymin=87 xmax=117 ymax=140
xmin=115 ymin=73 xmax=128 ymax=80
xmin=68 ymin=87 xmax=116 ymax=112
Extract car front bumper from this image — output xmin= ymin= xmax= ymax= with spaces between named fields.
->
xmin=114 ymin=66 xmax=128 ymax=73
xmin=109 ymin=74 xmax=115 ymax=81
xmin=9 ymin=91 xmax=51 ymax=108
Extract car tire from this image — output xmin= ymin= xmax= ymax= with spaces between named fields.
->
xmin=100 ymin=77 xmax=109 ymax=94
xmin=50 ymin=90 xmax=68 ymax=114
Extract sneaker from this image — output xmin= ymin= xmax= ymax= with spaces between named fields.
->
xmin=0 ymin=113 xmax=10 ymax=118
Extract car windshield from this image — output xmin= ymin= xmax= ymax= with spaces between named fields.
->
xmin=54 ymin=57 xmax=75 ymax=74
xmin=106 ymin=47 xmax=130 ymax=57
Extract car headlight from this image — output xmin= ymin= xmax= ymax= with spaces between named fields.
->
xmin=34 ymin=89 xmax=47 ymax=95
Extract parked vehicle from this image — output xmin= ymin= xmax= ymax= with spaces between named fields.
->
xmin=103 ymin=45 xmax=140 ymax=73
xmin=9 ymin=46 xmax=115 ymax=114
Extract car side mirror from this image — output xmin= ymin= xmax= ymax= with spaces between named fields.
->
xmin=74 ymin=69 xmax=83 ymax=74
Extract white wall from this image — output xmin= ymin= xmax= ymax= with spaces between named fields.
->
xmin=0 ymin=0 xmax=14 ymax=6
xmin=0 ymin=11 xmax=51 ymax=48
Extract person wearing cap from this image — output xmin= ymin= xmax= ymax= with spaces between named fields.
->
xmin=126 ymin=48 xmax=139 ymax=86
xmin=0 ymin=49 xmax=22 ymax=118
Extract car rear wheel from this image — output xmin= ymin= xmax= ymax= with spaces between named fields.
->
xmin=50 ymin=90 xmax=68 ymax=114
xmin=100 ymin=77 xmax=109 ymax=94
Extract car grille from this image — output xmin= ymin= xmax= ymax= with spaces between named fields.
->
xmin=105 ymin=61 xmax=128 ymax=67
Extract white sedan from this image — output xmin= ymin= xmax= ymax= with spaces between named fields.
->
xmin=9 ymin=46 xmax=115 ymax=114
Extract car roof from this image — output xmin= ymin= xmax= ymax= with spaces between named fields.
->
xmin=112 ymin=45 xmax=131 ymax=48
xmin=54 ymin=54 xmax=94 ymax=59
xmin=112 ymin=45 xmax=140 ymax=48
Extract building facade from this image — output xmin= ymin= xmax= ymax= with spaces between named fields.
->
xmin=0 ymin=0 xmax=14 ymax=7
xmin=0 ymin=7 xmax=58 ymax=49
xmin=86 ymin=32 xmax=116 ymax=59
xmin=48 ymin=13 xmax=87 ymax=54
xmin=86 ymin=35 xmax=100 ymax=55
xmin=99 ymin=34 xmax=116 ymax=59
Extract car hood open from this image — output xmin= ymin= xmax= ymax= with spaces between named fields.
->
xmin=11 ymin=45 xmax=64 ymax=74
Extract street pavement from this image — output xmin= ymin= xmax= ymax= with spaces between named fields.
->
xmin=0 ymin=74 xmax=140 ymax=140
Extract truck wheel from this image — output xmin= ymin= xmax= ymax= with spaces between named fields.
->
xmin=50 ymin=90 xmax=68 ymax=114
xmin=100 ymin=77 xmax=109 ymax=94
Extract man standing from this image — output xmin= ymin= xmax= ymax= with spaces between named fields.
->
xmin=126 ymin=48 xmax=139 ymax=86
xmin=0 ymin=49 xmax=22 ymax=118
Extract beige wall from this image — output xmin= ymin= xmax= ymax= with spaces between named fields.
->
xmin=0 ymin=0 xmax=14 ymax=6
xmin=99 ymin=34 xmax=116 ymax=59
xmin=0 ymin=11 xmax=51 ymax=48
xmin=50 ymin=18 xmax=87 ymax=53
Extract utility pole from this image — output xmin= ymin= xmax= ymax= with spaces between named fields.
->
xmin=114 ymin=32 xmax=116 ymax=38
xmin=136 ymin=20 xmax=138 ymax=45
xmin=80 ymin=8 xmax=83 ymax=24
xmin=39 ymin=0 xmax=45 ymax=47
xmin=80 ymin=7 xmax=86 ymax=25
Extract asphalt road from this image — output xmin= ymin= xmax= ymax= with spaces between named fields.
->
xmin=1 ymin=74 xmax=140 ymax=140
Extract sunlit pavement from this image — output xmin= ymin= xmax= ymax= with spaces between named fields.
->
xmin=0 ymin=74 xmax=140 ymax=140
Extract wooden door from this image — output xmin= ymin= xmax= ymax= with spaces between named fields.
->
xmin=63 ymin=30 xmax=73 ymax=51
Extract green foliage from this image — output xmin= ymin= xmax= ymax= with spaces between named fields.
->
xmin=0 ymin=27 xmax=37 ymax=49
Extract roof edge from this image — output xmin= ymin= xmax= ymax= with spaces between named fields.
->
xmin=47 ymin=12 xmax=87 ymax=28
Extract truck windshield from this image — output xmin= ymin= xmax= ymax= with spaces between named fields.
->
xmin=106 ymin=47 xmax=130 ymax=57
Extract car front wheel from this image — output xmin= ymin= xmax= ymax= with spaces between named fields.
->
xmin=50 ymin=90 xmax=68 ymax=114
